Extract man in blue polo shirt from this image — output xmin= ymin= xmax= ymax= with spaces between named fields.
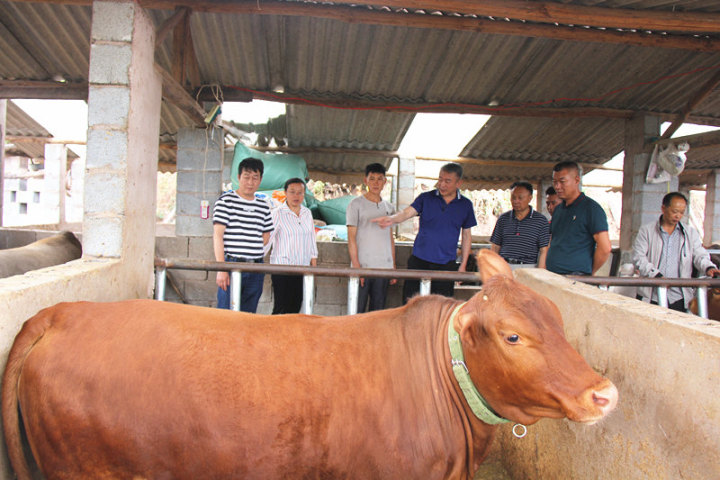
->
xmin=490 ymin=182 xmax=550 ymax=268
xmin=546 ymin=161 xmax=612 ymax=275
xmin=373 ymin=162 xmax=476 ymax=303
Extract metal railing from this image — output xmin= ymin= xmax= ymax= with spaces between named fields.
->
xmin=154 ymin=258 xmax=720 ymax=319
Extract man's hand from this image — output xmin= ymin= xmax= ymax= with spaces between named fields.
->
xmin=706 ymin=267 xmax=720 ymax=278
xmin=216 ymin=271 xmax=230 ymax=290
xmin=371 ymin=216 xmax=394 ymax=228
xmin=389 ymin=278 xmax=397 ymax=285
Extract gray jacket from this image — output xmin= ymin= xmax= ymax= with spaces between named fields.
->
xmin=632 ymin=218 xmax=716 ymax=308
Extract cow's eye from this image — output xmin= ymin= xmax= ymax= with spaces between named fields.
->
xmin=506 ymin=334 xmax=520 ymax=344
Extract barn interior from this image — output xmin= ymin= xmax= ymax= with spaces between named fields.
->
xmin=1 ymin=0 xmax=720 ymax=478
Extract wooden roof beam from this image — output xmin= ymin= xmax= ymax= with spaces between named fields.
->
xmin=347 ymin=0 xmax=720 ymax=34
xmin=137 ymin=0 xmax=720 ymax=51
xmin=0 ymin=80 xmax=88 ymax=100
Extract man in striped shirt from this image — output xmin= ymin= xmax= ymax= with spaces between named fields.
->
xmin=490 ymin=182 xmax=550 ymax=269
xmin=213 ymin=157 xmax=274 ymax=312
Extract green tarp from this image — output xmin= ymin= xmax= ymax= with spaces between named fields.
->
xmin=231 ymin=143 xmax=309 ymax=191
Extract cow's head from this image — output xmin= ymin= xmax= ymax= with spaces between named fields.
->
xmin=453 ymin=250 xmax=618 ymax=425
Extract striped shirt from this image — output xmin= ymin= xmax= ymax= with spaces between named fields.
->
xmin=657 ymin=225 xmax=683 ymax=303
xmin=268 ymin=203 xmax=318 ymax=266
xmin=213 ymin=190 xmax=273 ymax=259
xmin=490 ymin=207 xmax=550 ymax=264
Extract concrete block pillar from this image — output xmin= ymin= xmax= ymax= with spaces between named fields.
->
xmin=43 ymin=143 xmax=67 ymax=226
xmin=176 ymin=126 xmax=223 ymax=237
xmin=619 ymin=115 xmax=673 ymax=260
xmin=84 ymin=1 xmax=162 ymax=291
xmin=397 ymin=156 xmax=415 ymax=238
xmin=704 ymin=170 xmax=720 ymax=246
xmin=538 ymin=179 xmax=553 ymax=217
xmin=0 ymin=99 xmax=5 ymax=227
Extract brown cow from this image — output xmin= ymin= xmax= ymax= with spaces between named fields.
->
xmin=0 ymin=231 xmax=81 ymax=279
xmin=2 ymin=250 xmax=617 ymax=480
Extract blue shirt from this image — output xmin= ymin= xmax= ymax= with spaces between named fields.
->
xmin=490 ymin=207 xmax=550 ymax=263
xmin=547 ymin=193 xmax=608 ymax=275
xmin=411 ymin=190 xmax=477 ymax=264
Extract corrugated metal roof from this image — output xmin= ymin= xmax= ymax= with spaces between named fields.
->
xmin=5 ymin=100 xmax=51 ymax=159
xmin=4 ymin=1 xmax=720 ymax=187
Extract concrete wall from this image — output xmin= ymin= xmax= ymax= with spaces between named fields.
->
xmin=498 ymin=268 xmax=720 ymax=479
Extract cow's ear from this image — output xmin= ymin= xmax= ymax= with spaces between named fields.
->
xmin=454 ymin=301 xmax=483 ymax=347
xmin=476 ymin=249 xmax=512 ymax=283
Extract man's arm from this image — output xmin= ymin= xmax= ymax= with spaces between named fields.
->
xmin=347 ymin=226 xmax=361 ymax=268
xmin=631 ymin=224 xmax=661 ymax=277
xmin=371 ymin=205 xmax=418 ymax=228
xmin=213 ymin=223 xmax=230 ymax=290
xmin=389 ymin=229 xmax=397 ymax=285
xmin=537 ymin=246 xmax=548 ymax=269
xmin=591 ymin=230 xmax=612 ymax=275
xmin=458 ymin=228 xmax=472 ymax=272
xmin=490 ymin=243 xmax=501 ymax=254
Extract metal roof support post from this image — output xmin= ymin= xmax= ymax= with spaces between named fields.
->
xmin=230 ymin=270 xmax=241 ymax=312
xmin=420 ymin=278 xmax=431 ymax=296
xmin=303 ymin=274 xmax=315 ymax=315
xmin=656 ymin=286 xmax=668 ymax=308
xmin=155 ymin=267 xmax=167 ymax=301
xmin=347 ymin=277 xmax=359 ymax=315
xmin=697 ymin=286 xmax=709 ymax=319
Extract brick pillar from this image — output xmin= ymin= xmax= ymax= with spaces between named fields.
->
xmin=538 ymin=179 xmax=553 ymax=217
xmin=704 ymin=170 xmax=720 ymax=246
xmin=397 ymin=156 xmax=415 ymax=239
xmin=176 ymin=126 xmax=223 ymax=237
xmin=85 ymin=1 xmax=162 ymax=292
xmin=619 ymin=115 xmax=673 ymax=262
xmin=43 ymin=143 xmax=67 ymax=227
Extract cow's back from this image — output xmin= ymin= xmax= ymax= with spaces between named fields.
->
xmin=8 ymin=299 xmax=466 ymax=480
xmin=0 ymin=231 xmax=81 ymax=279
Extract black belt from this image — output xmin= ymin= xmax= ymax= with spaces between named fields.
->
xmin=506 ymin=258 xmax=534 ymax=265
xmin=226 ymin=255 xmax=263 ymax=263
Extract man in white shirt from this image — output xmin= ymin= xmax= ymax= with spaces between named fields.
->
xmin=347 ymin=163 xmax=396 ymax=312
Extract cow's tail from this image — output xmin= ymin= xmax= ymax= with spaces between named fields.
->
xmin=2 ymin=309 xmax=53 ymax=480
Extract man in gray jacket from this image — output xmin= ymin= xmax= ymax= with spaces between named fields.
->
xmin=632 ymin=192 xmax=719 ymax=312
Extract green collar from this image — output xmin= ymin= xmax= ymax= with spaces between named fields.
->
xmin=447 ymin=302 xmax=510 ymax=425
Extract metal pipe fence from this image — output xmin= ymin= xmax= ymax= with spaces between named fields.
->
xmin=154 ymin=258 xmax=720 ymax=319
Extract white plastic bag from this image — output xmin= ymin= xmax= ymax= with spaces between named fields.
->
xmin=646 ymin=142 xmax=688 ymax=184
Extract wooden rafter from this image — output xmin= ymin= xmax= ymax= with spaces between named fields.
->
xmin=155 ymin=66 xmax=206 ymax=125
xmin=661 ymin=68 xmax=720 ymax=139
xmin=155 ymin=6 xmax=189 ymax=47
xmin=653 ymin=128 xmax=720 ymax=149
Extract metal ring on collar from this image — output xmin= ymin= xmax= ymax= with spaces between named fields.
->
xmin=512 ymin=423 xmax=528 ymax=438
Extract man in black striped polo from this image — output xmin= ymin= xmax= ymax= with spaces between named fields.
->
xmin=213 ymin=157 xmax=274 ymax=312
xmin=490 ymin=182 xmax=550 ymax=269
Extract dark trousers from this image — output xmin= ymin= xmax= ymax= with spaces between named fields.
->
xmin=403 ymin=254 xmax=459 ymax=304
xmin=357 ymin=277 xmax=390 ymax=313
xmin=636 ymin=295 xmax=685 ymax=312
xmin=272 ymin=274 xmax=303 ymax=314
xmin=216 ymin=256 xmax=264 ymax=313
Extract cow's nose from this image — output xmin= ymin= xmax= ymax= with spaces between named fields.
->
xmin=592 ymin=382 xmax=618 ymax=415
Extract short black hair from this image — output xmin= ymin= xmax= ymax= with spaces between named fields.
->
xmin=545 ymin=186 xmax=556 ymax=196
xmin=238 ymin=157 xmax=264 ymax=176
xmin=552 ymin=161 xmax=580 ymax=175
xmin=284 ymin=177 xmax=306 ymax=191
xmin=365 ymin=163 xmax=386 ymax=177
xmin=440 ymin=162 xmax=463 ymax=179
xmin=510 ymin=181 xmax=533 ymax=195
xmin=662 ymin=192 xmax=688 ymax=208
